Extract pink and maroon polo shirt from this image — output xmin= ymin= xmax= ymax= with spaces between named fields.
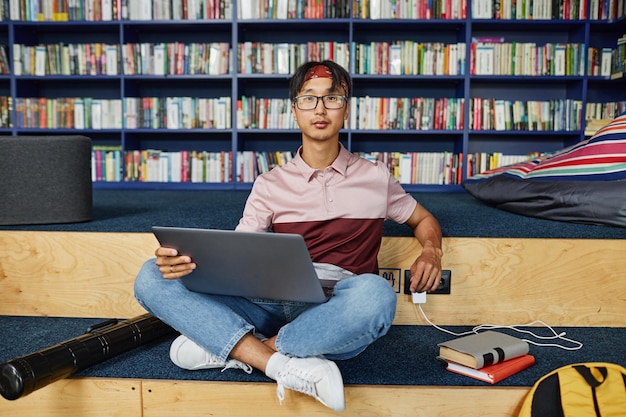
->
xmin=236 ymin=144 xmax=417 ymax=275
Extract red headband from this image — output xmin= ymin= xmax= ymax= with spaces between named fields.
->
xmin=304 ymin=65 xmax=349 ymax=95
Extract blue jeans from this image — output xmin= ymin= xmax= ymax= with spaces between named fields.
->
xmin=134 ymin=259 xmax=397 ymax=362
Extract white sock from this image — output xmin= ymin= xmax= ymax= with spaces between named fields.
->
xmin=265 ymin=352 xmax=290 ymax=380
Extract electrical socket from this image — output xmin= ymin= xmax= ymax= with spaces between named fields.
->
xmin=404 ymin=269 xmax=451 ymax=295
xmin=431 ymin=270 xmax=451 ymax=294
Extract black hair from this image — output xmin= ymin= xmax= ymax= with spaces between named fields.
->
xmin=288 ymin=60 xmax=352 ymax=101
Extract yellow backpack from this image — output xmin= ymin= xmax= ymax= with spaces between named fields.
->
xmin=518 ymin=362 xmax=626 ymax=417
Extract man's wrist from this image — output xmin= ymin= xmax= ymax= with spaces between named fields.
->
xmin=422 ymin=243 xmax=443 ymax=258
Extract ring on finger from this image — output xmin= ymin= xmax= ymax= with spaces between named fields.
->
xmin=170 ymin=266 xmax=173 ymax=273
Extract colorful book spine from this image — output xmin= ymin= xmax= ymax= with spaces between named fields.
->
xmin=443 ymin=354 xmax=536 ymax=384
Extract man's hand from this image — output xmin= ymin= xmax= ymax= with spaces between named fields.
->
xmin=409 ymin=246 xmax=442 ymax=293
xmin=154 ymin=246 xmax=196 ymax=279
xmin=405 ymin=203 xmax=444 ymax=293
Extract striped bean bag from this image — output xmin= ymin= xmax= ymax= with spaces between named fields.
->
xmin=463 ymin=112 xmax=626 ymax=227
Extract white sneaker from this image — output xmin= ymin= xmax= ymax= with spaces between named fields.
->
xmin=274 ymin=356 xmax=345 ymax=412
xmin=169 ymin=335 xmax=252 ymax=373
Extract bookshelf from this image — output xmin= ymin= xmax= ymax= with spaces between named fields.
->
xmin=1 ymin=1 xmax=625 ymax=191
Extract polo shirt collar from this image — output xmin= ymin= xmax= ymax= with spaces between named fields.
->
xmin=294 ymin=143 xmax=350 ymax=182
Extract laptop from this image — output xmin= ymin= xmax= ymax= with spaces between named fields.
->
xmin=151 ymin=226 xmax=337 ymax=303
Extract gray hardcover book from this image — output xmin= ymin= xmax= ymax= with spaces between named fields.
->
xmin=437 ymin=331 xmax=529 ymax=369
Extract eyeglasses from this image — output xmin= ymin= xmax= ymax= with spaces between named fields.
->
xmin=293 ymin=94 xmax=347 ymax=110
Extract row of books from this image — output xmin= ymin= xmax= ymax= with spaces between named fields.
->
xmin=100 ymin=149 xmax=469 ymax=185
xmin=123 ymin=42 xmax=230 ymax=76
xmin=469 ymin=98 xmax=584 ymax=131
xmin=589 ymin=0 xmax=626 ymax=19
xmin=4 ymin=0 xmax=626 ymax=21
xmin=240 ymin=150 xmax=460 ymax=183
xmin=238 ymin=0 xmax=350 ymax=19
xmin=8 ymin=96 xmax=620 ymax=131
xmin=105 ymin=149 xmax=291 ymax=183
xmin=350 ymin=97 xmax=465 ymax=131
xmin=466 ymin=152 xmax=536 ymax=177
xmin=471 ymin=41 xmax=586 ymax=76
xmin=353 ymin=0 xmax=467 ymax=19
xmin=124 ymin=97 xmax=231 ymax=130
xmin=236 ymin=150 xmax=295 ymax=182
xmin=356 ymin=151 xmax=464 ymax=184
xmin=12 ymin=42 xmax=230 ymax=76
xmin=96 ymin=149 xmax=535 ymax=185
xmin=7 ymin=0 xmax=231 ymax=21
xmin=585 ymin=101 xmax=626 ymax=120
xmin=588 ymin=46 xmax=616 ymax=77
xmin=588 ymin=33 xmax=625 ymax=77
xmin=613 ymin=34 xmax=626 ymax=76
xmin=94 ymin=148 xmax=233 ymax=183
xmin=12 ymin=96 xmax=231 ymax=130
xmin=13 ymin=97 xmax=121 ymax=129
xmin=98 ymin=147 xmax=626 ymax=181
xmin=237 ymin=96 xmax=466 ymax=131
xmin=472 ymin=0 xmax=587 ymax=19
xmin=93 ymin=146 xmax=125 ymax=182
xmin=354 ymin=42 xmax=466 ymax=76
xmin=11 ymin=40 xmax=623 ymax=79
xmin=5 ymin=95 xmax=621 ymax=131
xmin=438 ymin=331 xmax=535 ymax=384
xmin=129 ymin=0 xmax=230 ymax=20
xmin=237 ymin=42 xmax=349 ymax=75
xmin=237 ymin=97 xmax=298 ymax=130
xmin=14 ymin=43 xmax=119 ymax=76
xmin=11 ymin=40 xmax=464 ymax=78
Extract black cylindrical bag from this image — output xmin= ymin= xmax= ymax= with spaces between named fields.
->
xmin=0 ymin=313 xmax=174 ymax=400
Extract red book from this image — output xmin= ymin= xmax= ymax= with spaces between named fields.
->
xmin=444 ymin=354 xmax=536 ymax=384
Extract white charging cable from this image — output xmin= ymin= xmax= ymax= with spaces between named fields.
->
xmin=415 ymin=303 xmax=583 ymax=350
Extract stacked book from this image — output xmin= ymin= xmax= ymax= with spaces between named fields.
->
xmin=437 ymin=331 xmax=535 ymax=384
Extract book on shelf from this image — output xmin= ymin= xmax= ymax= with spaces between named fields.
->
xmin=101 ymin=0 xmax=112 ymax=20
xmin=472 ymin=0 xmax=493 ymax=18
xmin=153 ymin=44 xmax=165 ymax=76
xmin=276 ymin=43 xmax=290 ymax=74
xmin=600 ymin=47 xmax=612 ymax=77
xmin=91 ymin=99 xmax=102 ymax=129
xmin=389 ymin=44 xmax=402 ymax=75
xmin=443 ymin=354 xmax=536 ymax=384
xmin=74 ymin=98 xmax=85 ymax=129
xmin=35 ymin=45 xmax=46 ymax=76
xmin=105 ymin=45 xmax=118 ymax=75
xmin=554 ymin=44 xmax=566 ymax=76
xmin=474 ymin=43 xmax=495 ymax=75
xmin=449 ymin=43 xmax=458 ymax=75
xmin=494 ymin=99 xmax=507 ymax=130
xmin=437 ymin=331 xmax=529 ymax=369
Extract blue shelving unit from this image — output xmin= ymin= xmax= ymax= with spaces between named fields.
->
xmin=1 ymin=2 xmax=624 ymax=191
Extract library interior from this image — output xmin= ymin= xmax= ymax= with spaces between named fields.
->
xmin=1 ymin=1 xmax=625 ymax=416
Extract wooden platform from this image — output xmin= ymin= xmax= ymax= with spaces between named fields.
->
xmin=1 ymin=230 xmax=625 ymax=416
xmin=0 ymin=378 xmax=530 ymax=417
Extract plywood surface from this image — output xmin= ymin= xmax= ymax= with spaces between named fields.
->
xmin=0 ymin=378 xmax=142 ymax=417
xmin=1 ymin=231 xmax=624 ymax=327
xmin=1 ymin=231 xmax=622 ymax=417
xmin=0 ymin=377 xmax=528 ymax=417
xmin=141 ymin=380 xmax=528 ymax=417
xmin=0 ymin=231 xmax=153 ymax=318
xmin=385 ymin=237 xmax=626 ymax=327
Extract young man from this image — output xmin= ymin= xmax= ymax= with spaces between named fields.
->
xmin=134 ymin=60 xmax=443 ymax=412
